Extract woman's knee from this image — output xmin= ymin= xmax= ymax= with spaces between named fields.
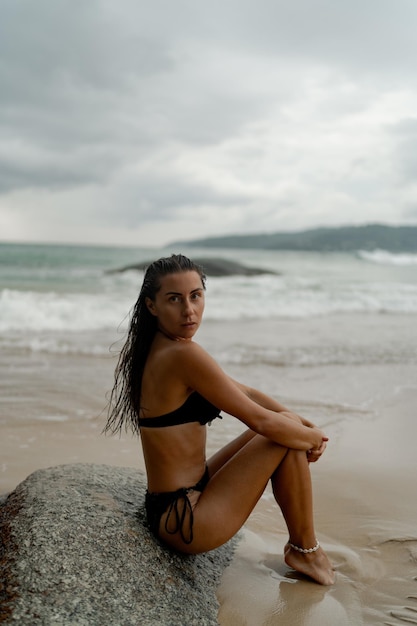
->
xmin=271 ymin=447 xmax=307 ymax=477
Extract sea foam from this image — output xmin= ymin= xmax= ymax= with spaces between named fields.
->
xmin=358 ymin=249 xmax=417 ymax=266
xmin=0 ymin=288 xmax=131 ymax=333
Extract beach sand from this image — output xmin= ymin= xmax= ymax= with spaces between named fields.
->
xmin=1 ymin=314 xmax=416 ymax=625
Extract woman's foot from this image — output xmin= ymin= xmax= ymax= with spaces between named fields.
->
xmin=284 ymin=542 xmax=335 ymax=585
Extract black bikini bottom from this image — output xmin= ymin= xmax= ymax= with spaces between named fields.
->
xmin=145 ymin=466 xmax=209 ymax=545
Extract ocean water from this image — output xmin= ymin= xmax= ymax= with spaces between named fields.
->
xmin=1 ymin=241 xmax=417 ymax=357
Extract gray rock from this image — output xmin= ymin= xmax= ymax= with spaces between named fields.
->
xmin=107 ymin=257 xmax=278 ymax=277
xmin=0 ymin=464 xmax=237 ymax=625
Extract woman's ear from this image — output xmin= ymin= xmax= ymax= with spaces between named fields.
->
xmin=145 ymin=297 xmax=157 ymax=316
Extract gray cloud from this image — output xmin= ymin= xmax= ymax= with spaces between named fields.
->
xmin=1 ymin=0 xmax=417 ymax=245
xmin=198 ymin=0 xmax=417 ymax=81
xmin=101 ymin=174 xmax=251 ymax=226
xmin=387 ymin=119 xmax=417 ymax=184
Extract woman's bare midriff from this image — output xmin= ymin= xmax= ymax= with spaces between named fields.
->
xmin=140 ymin=422 xmax=207 ymax=492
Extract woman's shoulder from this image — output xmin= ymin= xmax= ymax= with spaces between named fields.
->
xmin=159 ymin=340 xmax=217 ymax=375
xmin=178 ymin=339 xmax=211 ymax=357
xmin=151 ymin=337 xmax=209 ymax=367
xmin=174 ymin=341 xmax=226 ymax=386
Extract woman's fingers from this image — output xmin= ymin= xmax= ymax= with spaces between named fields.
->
xmin=307 ymin=439 xmax=327 ymax=462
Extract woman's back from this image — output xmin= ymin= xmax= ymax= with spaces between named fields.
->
xmin=139 ymin=333 xmax=210 ymax=492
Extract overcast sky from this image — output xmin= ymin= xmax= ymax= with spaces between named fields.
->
xmin=1 ymin=0 xmax=417 ymax=247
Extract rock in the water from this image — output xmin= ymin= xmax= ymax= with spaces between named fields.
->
xmin=107 ymin=257 xmax=278 ymax=277
xmin=0 ymin=464 xmax=237 ymax=625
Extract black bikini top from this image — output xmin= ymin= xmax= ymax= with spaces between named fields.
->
xmin=138 ymin=392 xmax=221 ymax=428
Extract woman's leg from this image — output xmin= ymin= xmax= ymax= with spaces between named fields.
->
xmin=158 ymin=433 xmax=334 ymax=584
xmin=206 ymin=428 xmax=256 ymax=476
xmin=271 ymin=449 xmax=335 ymax=585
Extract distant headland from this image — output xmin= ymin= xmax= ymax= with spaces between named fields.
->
xmin=171 ymin=224 xmax=417 ymax=253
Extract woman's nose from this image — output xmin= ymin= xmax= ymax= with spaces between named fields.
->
xmin=182 ymin=298 xmax=193 ymax=315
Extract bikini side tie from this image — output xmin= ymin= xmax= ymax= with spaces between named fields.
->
xmin=164 ymin=488 xmax=195 ymax=544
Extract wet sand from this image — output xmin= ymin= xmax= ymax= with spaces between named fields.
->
xmin=1 ymin=315 xmax=417 ymax=625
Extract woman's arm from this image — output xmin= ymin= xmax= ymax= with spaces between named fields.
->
xmin=175 ymin=342 xmax=327 ymax=452
xmin=228 ymin=378 xmax=317 ymax=428
xmin=229 ymin=379 xmax=327 ymax=462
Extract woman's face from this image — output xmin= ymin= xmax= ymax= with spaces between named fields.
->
xmin=145 ymin=270 xmax=205 ymax=340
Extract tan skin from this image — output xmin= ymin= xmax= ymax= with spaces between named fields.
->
xmin=141 ymin=270 xmax=335 ymax=585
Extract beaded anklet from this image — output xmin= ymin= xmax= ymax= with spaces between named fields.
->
xmin=289 ymin=540 xmax=320 ymax=554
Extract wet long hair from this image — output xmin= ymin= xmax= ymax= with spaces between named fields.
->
xmin=104 ymin=254 xmax=206 ymax=436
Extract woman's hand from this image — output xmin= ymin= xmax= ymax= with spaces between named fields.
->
xmin=306 ymin=438 xmax=328 ymax=463
xmin=281 ymin=413 xmax=328 ymax=455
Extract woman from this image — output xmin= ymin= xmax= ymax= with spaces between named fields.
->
xmin=105 ymin=254 xmax=335 ymax=586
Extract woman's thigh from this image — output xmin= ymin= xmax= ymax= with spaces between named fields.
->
xmin=158 ymin=434 xmax=289 ymax=553
xmin=206 ymin=428 xmax=257 ymax=476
